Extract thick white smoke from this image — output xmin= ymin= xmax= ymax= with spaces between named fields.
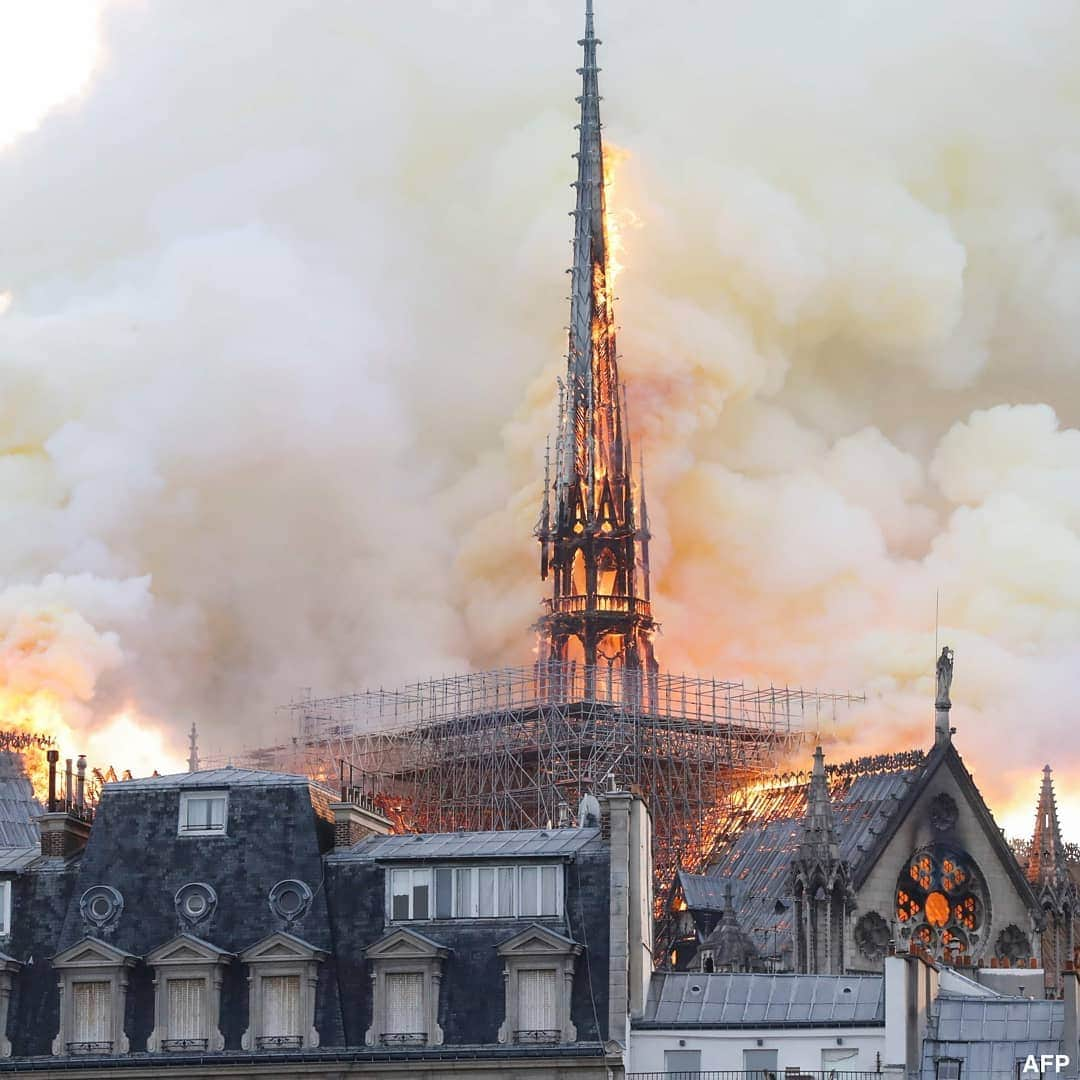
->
xmin=3 ymin=1 xmax=1080 ymax=834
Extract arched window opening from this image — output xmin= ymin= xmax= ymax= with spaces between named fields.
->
xmin=571 ymin=550 xmax=587 ymax=596
xmin=597 ymin=548 xmax=618 ymax=597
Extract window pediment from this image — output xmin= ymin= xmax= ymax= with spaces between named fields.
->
xmin=365 ymin=928 xmax=447 ymax=1047
xmin=497 ymin=923 xmax=582 ymax=958
xmin=239 ymin=932 xmax=324 ymax=1051
xmin=54 ymin=937 xmax=137 ymax=970
xmin=496 ymin=924 xmax=581 ymax=1046
xmin=147 ymin=934 xmax=233 ymax=967
xmin=52 ymin=938 xmax=135 ymax=1057
xmin=240 ymin=931 xmax=326 ymax=965
xmin=366 ymin=927 xmax=449 ymax=961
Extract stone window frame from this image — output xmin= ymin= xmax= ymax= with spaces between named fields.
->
xmin=51 ymin=937 xmax=137 ymax=1057
xmin=0 ymin=950 xmax=20 ymax=1058
xmin=496 ymin=923 xmax=582 ymax=1045
xmin=146 ymin=933 xmax=233 ymax=1053
xmin=364 ymin=927 xmax=448 ymax=1047
xmin=239 ymin=931 xmax=325 ymax=1051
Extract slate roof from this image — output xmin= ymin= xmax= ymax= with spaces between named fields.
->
xmin=0 ymin=753 xmax=42 ymax=850
xmin=701 ymin=750 xmax=927 ymax=950
xmin=336 ymin=827 xmax=602 ymax=862
xmin=677 ymin=870 xmax=728 ymax=911
xmin=636 ymin=972 xmax=884 ymax=1028
xmin=700 ymin=743 xmax=1036 ymax=956
xmin=0 ymin=848 xmax=40 ymax=872
xmin=921 ymin=994 xmax=1064 ymax=1080
xmin=101 ymin=766 xmax=319 ymax=792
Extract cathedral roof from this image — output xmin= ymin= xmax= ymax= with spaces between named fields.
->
xmin=695 ymin=742 xmax=1036 ymax=953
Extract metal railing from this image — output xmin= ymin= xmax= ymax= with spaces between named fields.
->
xmin=255 ymin=1035 xmax=303 ymax=1049
xmin=514 ymin=1029 xmax=561 ymax=1044
xmin=627 ymin=1073 xmax=882 ymax=1080
xmin=66 ymin=1042 xmax=112 ymax=1055
xmin=380 ymin=1032 xmax=427 ymax=1045
xmin=161 ymin=1038 xmax=209 ymax=1051
xmin=542 ymin=594 xmax=652 ymax=618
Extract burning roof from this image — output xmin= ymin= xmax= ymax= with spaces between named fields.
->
xmin=697 ymin=748 xmax=930 ymax=952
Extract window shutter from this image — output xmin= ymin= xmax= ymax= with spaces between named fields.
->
xmin=261 ymin=974 xmax=301 ymax=1037
xmin=167 ymin=978 xmax=206 ymax=1040
xmin=73 ymin=981 xmax=111 ymax=1045
xmin=385 ymin=972 xmax=425 ymax=1038
xmin=517 ymin=968 xmax=557 ymax=1038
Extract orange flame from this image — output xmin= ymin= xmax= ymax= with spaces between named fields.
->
xmin=0 ymin=688 xmax=76 ymax=802
xmin=0 ymin=686 xmax=182 ymax=802
xmin=601 ymin=142 xmax=639 ymax=293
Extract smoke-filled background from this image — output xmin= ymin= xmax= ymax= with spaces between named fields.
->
xmin=3 ymin=0 xmax=1080 ymax=835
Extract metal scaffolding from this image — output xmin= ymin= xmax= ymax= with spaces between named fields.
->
xmin=259 ymin=662 xmax=860 ymax=895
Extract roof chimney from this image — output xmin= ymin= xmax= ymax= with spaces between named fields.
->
xmin=37 ymin=749 xmax=92 ymax=858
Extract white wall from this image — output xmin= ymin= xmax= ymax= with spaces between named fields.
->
xmin=629 ymin=1026 xmax=885 ymax=1073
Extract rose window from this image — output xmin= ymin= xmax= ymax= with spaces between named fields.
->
xmin=895 ymin=845 xmax=986 ymax=955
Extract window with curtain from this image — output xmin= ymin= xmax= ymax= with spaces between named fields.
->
xmin=391 ymin=864 xmax=561 ymax=920
xmin=516 ymin=968 xmax=558 ymax=1043
xmin=165 ymin=978 xmax=206 ymax=1048
xmin=390 ymin=869 xmax=432 ymax=920
xmin=384 ymin=972 xmax=425 ymax=1044
xmin=71 ymin=981 xmax=111 ymax=1051
xmin=178 ymin=791 xmax=228 ymax=835
xmin=259 ymin=974 xmax=301 ymax=1047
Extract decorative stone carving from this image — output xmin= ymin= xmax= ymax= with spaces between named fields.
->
xmin=854 ymin=911 xmax=890 ymax=961
xmin=174 ymin=883 xmax=217 ymax=927
xmin=995 ymin=924 xmax=1032 ymax=963
xmin=929 ymin=793 xmax=959 ymax=832
xmin=80 ymin=886 xmax=124 ymax=931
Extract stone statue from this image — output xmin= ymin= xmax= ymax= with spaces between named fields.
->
xmin=935 ymin=646 xmax=954 ymax=708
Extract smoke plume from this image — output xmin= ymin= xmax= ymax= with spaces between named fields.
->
xmin=3 ymin=0 xmax=1080 ymax=833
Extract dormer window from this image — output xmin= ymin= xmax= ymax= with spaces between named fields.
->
xmin=51 ymin=938 xmax=137 ymax=1057
xmin=389 ymin=864 xmax=562 ymax=922
xmin=178 ymin=792 xmax=228 ymax=837
xmin=496 ymin=924 xmax=581 ymax=1046
xmin=146 ymin=934 xmax=232 ymax=1053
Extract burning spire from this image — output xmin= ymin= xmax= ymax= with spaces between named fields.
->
xmin=535 ymin=0 xmax=657 ymax=688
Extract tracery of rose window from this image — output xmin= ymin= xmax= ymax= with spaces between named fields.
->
xmin=895 ymin=845 xmax=986 ymax=954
